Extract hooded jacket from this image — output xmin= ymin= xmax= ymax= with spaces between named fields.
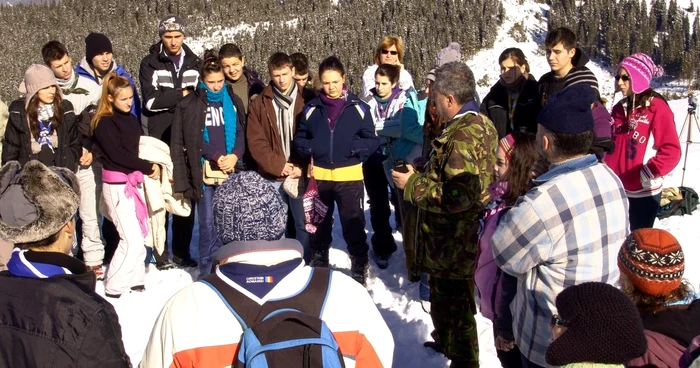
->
xmin=2 ymin=99 xmax=80 ymax=171
xmin=139 ymin=42 xmax=201 ymax=142
xmin=76 ymin=57 xmax=141 ymax=120
xmin=0 ymin=250 xmax=131 ymax=367
xmin=538 ymin=48 xmax=590 ymax=107
xmin=140 ymin=241 xmax=394 ymax=368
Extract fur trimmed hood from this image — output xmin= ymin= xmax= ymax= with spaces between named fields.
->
xmin=0 ymin=160 xmax=80 ymax=244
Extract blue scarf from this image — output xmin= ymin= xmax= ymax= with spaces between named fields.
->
xmin=198 ymin=81 xmax=237 ymax=155
xmin=7 ymin=249 xmax=72 ymax=278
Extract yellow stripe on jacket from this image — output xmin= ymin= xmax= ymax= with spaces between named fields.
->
xmin=310 ymin=163 xmax=363 ymax=182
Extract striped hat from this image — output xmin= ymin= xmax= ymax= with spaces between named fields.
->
xmin=617 ymin=53 xmax=664 ymax=94
xmin=618 ymin=228 xmax=684 ymax=296
xmin=563 ymin=67 xmax=599 ymax=96
xmin=499 ymin=134 xmax=516 ymax=162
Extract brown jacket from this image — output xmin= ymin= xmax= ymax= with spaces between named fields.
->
xmin=247 ymin=85 xmax=307 ymax=180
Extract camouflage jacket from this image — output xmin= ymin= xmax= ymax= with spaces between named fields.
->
xmin=403 ymin=111 xmax=497 ymax=280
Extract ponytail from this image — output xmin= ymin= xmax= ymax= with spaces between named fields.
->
xmin=90 ymin=73 xmax=131 ymax=135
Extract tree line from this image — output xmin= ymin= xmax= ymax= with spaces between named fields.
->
xmin=548 ymin=0 xmax=700 ymax=88
xmin=0 ymin=0 xmax=504 ymax=102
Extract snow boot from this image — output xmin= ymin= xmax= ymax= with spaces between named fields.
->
xmin=375 ymin=254 xmax=390 ymax=269
xmin=310 ymin=249 xmax=330 ymax=268
xmin=350 ymin=255 xmax=370 ymax=286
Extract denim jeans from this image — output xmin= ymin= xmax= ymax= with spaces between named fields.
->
xmin=270 ymin=180 xmax=310 ymax=263
xmin=197 ymin=185 xmax=221 ymax=277
xmin=420 ymin=272 xmax=431 ymax=301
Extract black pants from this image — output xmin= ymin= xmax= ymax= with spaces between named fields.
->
xmin=102 ymin=218 xmax=119 ymax=264
xmin=312 ymin=180 xmax=369 ymax=259
xmin=629 ymin=194 xmax=661 ymax=231
xmin=493 ymin=326 xmax=522 ymax=368
xmin=362 ymin=153 xmax=397 ymax=257
xmin=520 ymin=354 xmax=545 ymax=368
xmin=154 ymin=212 xmax=195 ymax=262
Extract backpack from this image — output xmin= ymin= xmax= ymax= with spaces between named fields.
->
xmin=657 ymin=186 xmax=699 ymax=219
xmin=199 ymin=267 xmax=346 ymax=368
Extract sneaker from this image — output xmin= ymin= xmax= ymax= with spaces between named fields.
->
xmin=173 ymin=256 xmax=198 ymax=268
xmin=155 ymin=259 xmax=176 ymax=271
xmin=88 ymin=265 xmax=105 ymax=280
xmin=310 ymin=249 xmax=330 ymax=268
xmin=375 ymin=254 xmax=390 ymax=269
xmin=105 ymin=292 xmax=121 ymax=299
xmin=423 ymin=341 xmax=444 ymax=354
xmin=130 ymin=285 xmax=145 ymax=292
xmin=421 ymin=300 xmax=431 ymax=314
xmin=350 ymin=255 xmax=369 ymax=286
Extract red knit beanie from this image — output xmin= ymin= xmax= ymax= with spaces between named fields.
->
xmin=618 ymin=228 xmax=684 ymax=296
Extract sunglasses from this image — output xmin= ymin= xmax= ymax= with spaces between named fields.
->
xmin=381 ymin=49 xmax=399 ymax=56
xmin=614 ymin=75 xmax=630 ymax=82
xmin=550 ymin=314 xmax=569 ymax=327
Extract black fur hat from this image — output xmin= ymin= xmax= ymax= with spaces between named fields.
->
xmin=0 ymin=161 xmax=80 ymax=244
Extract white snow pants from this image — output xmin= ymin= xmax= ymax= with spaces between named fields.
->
xmin=77 ymin=164 xmax=105 ymax=266
xmin=103 ymin=182 xmax=146 ymax=295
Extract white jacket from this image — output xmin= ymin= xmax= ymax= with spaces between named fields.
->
xmin=361 ymin=64 xmax=414 ymax=99
xmin=141 ymin=248 xmax=394 ymax=368
xmin=138 ymin=136 xmax=191 ymax=255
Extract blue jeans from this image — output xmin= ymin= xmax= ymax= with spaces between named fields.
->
xmin=420 ymin=272 xmax=430 ymax=301
xmin=197 ymin=185 xmax=221 ymax=277
xmin=270 ymin=180 xmax=310 ymax=263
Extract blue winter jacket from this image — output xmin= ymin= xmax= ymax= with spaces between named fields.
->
xmin=294 ymin=93 xmax=379 ymax=170
xmin=379 ymin=89 xmax=426 ymax=160
xmin=76 ymin=61 xmax=142 ymax=121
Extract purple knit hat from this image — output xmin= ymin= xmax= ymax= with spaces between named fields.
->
xmin=617 ymin=53 xmax=664 ymax=94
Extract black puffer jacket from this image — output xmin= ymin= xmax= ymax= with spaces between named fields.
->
xmin=170 ymin=85 xmax=248 ymax=200
xmin=0 ymin=251 xmax=131 ymax=367
xmin=1 ymin=99 xmax=80 ymax=171
xmin=139 ymin=42 xmax=201 ymax=144
xmin=480 ymin=74 xmax=540 ymax=138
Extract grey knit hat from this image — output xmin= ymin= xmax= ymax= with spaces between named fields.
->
xmin=158 ymin=15 xmax=186 ymax=37
xmin=435 ymin=42 xmax=462 ymax=67
xmin=213 ymin=171 xmax=287 ymax=244
xmin=0 ymin=161 xmax=80 ymax=244
xmin=17 ymin=64 xmax=61 ymax=110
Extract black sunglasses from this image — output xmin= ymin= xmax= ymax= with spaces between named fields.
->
xmin=550 ymin=314 xmax=569 ymax=327
xmin=614 ymin=75 xmax=630 ymax=82
xmin=381 ymin=49 xmax=399 ymax=56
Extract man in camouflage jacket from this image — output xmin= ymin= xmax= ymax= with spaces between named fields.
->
xmin=393 ymin=62 xmax=498 ymax=368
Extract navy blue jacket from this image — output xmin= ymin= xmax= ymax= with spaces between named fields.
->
xmin=294 ymin=93 xmax=378 ymax=170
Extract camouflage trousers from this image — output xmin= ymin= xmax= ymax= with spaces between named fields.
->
xmin=429 ymin=276 xmax=479 ymax=367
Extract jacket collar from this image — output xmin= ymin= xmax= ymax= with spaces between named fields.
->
xmin=533 ymin=154 xmax=598 ymax=184
xmin=306 ymin=91 xmax=362 ymax=109
xmin=6 ymin=249 xmax=95 ymax=289
xmin=213 ymin=238 xmax=305 ymax=265
xmin=150 ymin=42 xmax=198 ymax=65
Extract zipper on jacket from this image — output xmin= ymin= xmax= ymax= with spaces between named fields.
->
xmin=327 ymin=103 xmax=355 ymax=169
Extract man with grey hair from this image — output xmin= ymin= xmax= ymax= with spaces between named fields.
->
xmin=392 ymin=61 xmax=498 ymax=367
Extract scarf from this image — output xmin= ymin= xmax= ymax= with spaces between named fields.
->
xmin=30 ymin=104 xmax=58 ymax=154
xmin=7 ymin=248 xmax=72 ymax=278
xmin=272 ymin=83 xmax=298 ymax=159
xmin=372 ymin=85 xmax=402 ymax=120
xmin=319 ymin=85 xmax=349 ymax=130
xmin=198 ymin=81 xmax=237 ymax=155
xmin=102 ymin=168 xmax=149 ymax=237
xmin=56 ymin=72 xmax=90 ymax=95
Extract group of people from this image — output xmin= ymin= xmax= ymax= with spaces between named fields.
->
xmin=0 ymin=12 xmax=697 ymax=368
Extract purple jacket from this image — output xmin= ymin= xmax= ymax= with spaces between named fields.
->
xmin=474 ymin=181 xmax=509 ymax=321
xmin=627 ymin=330 xmax=685 ymax=368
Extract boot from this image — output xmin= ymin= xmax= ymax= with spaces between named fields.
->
xmin=310 ymin=249 xmax=329 ymax=268
xmin=350 ymin=255 xmax=369 ymax=286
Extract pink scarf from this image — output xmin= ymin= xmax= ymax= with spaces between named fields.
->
xmin=102 ymin=169 xmax=149 ymax=237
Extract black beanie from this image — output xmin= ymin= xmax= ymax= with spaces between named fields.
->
xmin=545 ymin=282 xmax=647 ymax=366
xmin=537 ymin=83 xmax=596 ymax=134
xmin=85 ymin=32 xmax=113 ymax=63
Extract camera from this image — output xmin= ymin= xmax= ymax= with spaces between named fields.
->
xmin=690 ymin=92 xmax=698 ymax=113
xmin=393 ymin=158 xmax=410 ymax=173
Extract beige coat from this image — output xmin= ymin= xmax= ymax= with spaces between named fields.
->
xmin=138 ymin=136 xmax=191 ymax=255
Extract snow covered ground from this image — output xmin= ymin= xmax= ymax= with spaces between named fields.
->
xmin=100 ymin=0 xmax=700 ymax=366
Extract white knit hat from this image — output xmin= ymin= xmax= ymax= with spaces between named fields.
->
xmin=17 ymin=64 xmax=61 ymax=110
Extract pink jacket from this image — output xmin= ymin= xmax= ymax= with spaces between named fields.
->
xmin=474 ymin=181 xmax=509 ymax=321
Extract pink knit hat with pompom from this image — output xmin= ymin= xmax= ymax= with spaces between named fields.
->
xmin=617 ymin=53 xmax=664 ymax=94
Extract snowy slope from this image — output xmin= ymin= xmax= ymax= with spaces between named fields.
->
xmin=103 ymin=1 xmax=700 ymax=367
